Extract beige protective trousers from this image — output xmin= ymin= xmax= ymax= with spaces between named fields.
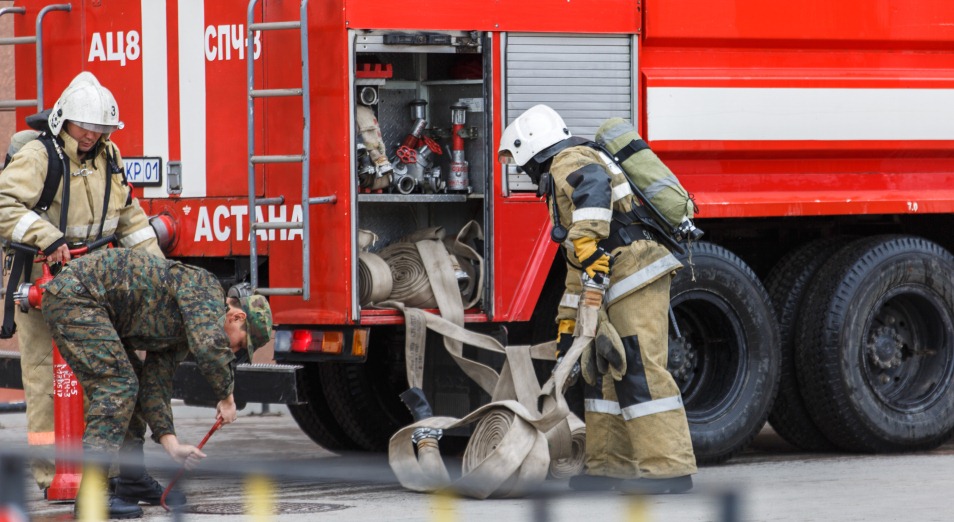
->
xmin=15 ymin=296 xmax=56 ymax=489
xmin=583 ymin=274 xmax=697 ymax=479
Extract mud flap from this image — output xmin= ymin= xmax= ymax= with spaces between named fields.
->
xmin=172 ymin=362 xmax=305 ymax=409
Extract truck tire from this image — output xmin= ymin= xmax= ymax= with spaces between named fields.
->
xmin=796 ymin=235 xmax=954 ymax=452
xmin=320 ymin=327 xmax=413 ymax=451
xmin=287 ymin=363 xmax=359 ymax=451
xmin=764 ymin=238 xmax=843 ymax=451
xmin=669 ymin=242 xmax=781 ymax=464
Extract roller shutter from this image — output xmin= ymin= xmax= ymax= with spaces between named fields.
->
xmin=503 ymin=33 xmax=635 ymax=191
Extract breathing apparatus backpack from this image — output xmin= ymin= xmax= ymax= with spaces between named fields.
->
xmin=594 ymin=117 xmax=702 ymax=244
xmin=2 ymin=111 xmax=68 ymax=213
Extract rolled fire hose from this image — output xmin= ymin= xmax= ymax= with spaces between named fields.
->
xmin=445 ymin=220 xmax=484 ymax=308
xmin=546 ymin=413 xmax=586 ymax=479
xmin=358 ymin=229 xmax=379 ymax=251
xmin=378 ymin=242 xmax=437 ymax=308
xmin=358 ymin=252 xmax=392 ymax=306
xmin=386 ymin=304 xmax=593 ymax=499
xmin=385 ymin=222 xmax=594 ymax=499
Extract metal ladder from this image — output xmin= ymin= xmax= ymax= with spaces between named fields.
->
xmin=245 ymin=0 xmax=333 ymax=300
xmin=0 ymin=4 xmax=72 ymax=112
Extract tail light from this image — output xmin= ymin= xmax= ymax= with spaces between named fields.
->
xmin=274 ymin=328 xmax=369 ymax=360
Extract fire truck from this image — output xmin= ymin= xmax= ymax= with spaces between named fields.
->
xmin=3 ymin=0 xmax=954 ymax=465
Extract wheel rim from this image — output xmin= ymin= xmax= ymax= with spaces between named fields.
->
xmin=861 ymin=285 xmax=954 ymax=413
xmin=670 ymin=290 xmax=747 ymax=423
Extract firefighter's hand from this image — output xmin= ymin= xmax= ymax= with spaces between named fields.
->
xmin=216 ymin=394 xmax=237 ymax=424
xmin=572 ymin=237 xmax=611 ymax=279
xmin=554 ymin=319 xmax=580 ymax=386
xmin=595 ymin=310 xmax=627 ymax=381
xmin=47 ymin=244 xmax=71 ymax=264
xmin=555 ymin=319 xmax=576 ymax=358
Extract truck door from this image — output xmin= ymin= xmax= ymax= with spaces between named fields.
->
xmin=495 ymin=33 xmax=638 ymax=321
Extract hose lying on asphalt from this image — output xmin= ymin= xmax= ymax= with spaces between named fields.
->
xmin=380 ymin=222 xmax=591 ymax=499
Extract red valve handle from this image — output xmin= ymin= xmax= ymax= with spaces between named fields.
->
xmin=396 ymin=145 xmax=418 ymax=164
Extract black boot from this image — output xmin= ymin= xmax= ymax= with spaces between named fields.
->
xmin=74 ymin=495 xmax=143 ymax=519
xmin=620 ymin=475 xmax=693 ymax=495
xmin=74 ymin=448 xmax=143 ymax=519
xmin=115 ymin=472 xmax=186 ymax=507
xmin=568 ymin=474 xmax=623 ymax=491
xmin=114 ymin=441 xmax=187 ymax=507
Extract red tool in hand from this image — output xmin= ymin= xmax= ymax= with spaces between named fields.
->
xmin=161 ymin=418 xmax=224 ymax=511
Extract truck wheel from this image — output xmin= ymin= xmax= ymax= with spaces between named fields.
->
xmin=669 ymin=242 xmax=781 ymax=464
xmin=320 ymin=327 xmax=413 ymax=451
xmin=796 ymin=235 xmax=954 ymax=452
xmin=288 ymin=363 xmax=359 ymax=451
xmin=764 ymin=238 xmax=843 ymax=451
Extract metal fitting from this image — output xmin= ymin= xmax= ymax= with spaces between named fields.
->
xmin=411 ymin=427 xmax=444 ymax=444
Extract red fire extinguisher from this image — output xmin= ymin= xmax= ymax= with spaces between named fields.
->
xmin=10 ymin=237 xmax=115 ymax=501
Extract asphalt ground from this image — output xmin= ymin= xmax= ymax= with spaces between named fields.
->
xmin=2 ymin=402 xmax=954 ymax=521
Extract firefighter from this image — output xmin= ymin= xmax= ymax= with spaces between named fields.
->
xmin=497 ymin=105 xmax=697 ymax=494
xmin=41 ymin=248 xmax=273 ymax=519
xmin=0 ymin=72 xmax=166 ymax=500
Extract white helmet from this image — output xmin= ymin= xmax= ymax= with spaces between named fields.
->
xmin=48 ymin=72 xmax=124 ymax=135
xmin=497 ymin=104 xmax=571 ymax=167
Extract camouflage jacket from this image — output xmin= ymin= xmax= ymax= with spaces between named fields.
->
xmin=44 ymin=248 xmax=234 ymax=440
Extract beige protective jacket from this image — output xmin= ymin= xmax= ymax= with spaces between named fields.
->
xmin=0 ymin=131 xmax=161 ymax=255
xmin=551 ymin=145 xmax=682 ymax=320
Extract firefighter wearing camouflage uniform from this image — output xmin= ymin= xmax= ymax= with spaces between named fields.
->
xmin=41 ymin=248 xmax=272 ymax=517
xmin=498 ymin=105 xmax=696 ymax=494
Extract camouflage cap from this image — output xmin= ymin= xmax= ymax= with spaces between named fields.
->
xmin=239 ymin=295 xmax=273 ymax=357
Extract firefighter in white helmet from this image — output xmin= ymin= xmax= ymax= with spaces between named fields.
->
xmin=0 ymin=71 xmax=173 ymax=514
xmin=498 ymin=105 xmax=697 ymax=494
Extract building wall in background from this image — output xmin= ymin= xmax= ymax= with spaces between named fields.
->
xmin=0 ymin=2 xmax=21 ymax=402
xmin=0 ymin=1 xmax=14 ymax=158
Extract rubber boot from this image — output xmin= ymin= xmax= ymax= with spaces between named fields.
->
xmin=568 ymin=474 xmax=622 ymax=491
xmin=114 ymin=441 xmax=187 ymax=507
xmin=74 ymin=448 xmax=142 ymax=520
xmin=620 ymin=474 xmax=693 ymax=495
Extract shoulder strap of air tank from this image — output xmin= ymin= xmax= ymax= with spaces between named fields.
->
xmin=584 ymin=141 xmax=685 ymax=254
xmin=34 ymin=133 xmax=66 ymax=216
xmin=105 ymin=142 xmax=130 ymax=202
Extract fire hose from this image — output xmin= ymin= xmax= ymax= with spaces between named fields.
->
xmin=357 ymin=252 xmax=392 ymax=305
xmin=386 ymin=302 xmax=593 ymax=498
xmin=380 ymin=222 xmax=590 ymax=498
xmin=160 ymin=418 xmax=223 ymax=511
xmin=361 ymin=222 xmax=483 ymax=309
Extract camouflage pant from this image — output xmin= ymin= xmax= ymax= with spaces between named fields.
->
xmin=41 ymin=278 xmax=147 ymax=454
xmin=14 ymin=261 xmax=148 ymax=487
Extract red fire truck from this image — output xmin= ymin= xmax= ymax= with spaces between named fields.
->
xmin=3 ymin=0 xmax=954 ymax=464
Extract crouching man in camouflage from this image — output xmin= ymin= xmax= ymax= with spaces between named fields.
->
xmin=41 ymin=248 xmax=272 ymax=519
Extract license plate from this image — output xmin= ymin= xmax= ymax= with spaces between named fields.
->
xmin=122 ymin=157 xmax=162 ymax=187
